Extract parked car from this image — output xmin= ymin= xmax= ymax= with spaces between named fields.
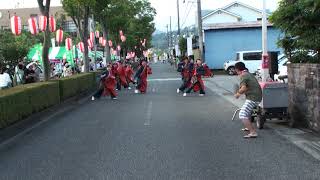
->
xmin=224 ymin=50 xmax=262 ymax=75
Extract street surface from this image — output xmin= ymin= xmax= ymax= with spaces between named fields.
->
xmin=0 ymin=63 xmax=320 ymax=180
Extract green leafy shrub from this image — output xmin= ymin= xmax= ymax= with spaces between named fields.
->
xmin=57 ymin=73 xmax=96 ymax=101
xmin=0 ymin=82 xmax=60 ymax=129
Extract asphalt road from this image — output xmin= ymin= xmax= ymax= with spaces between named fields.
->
xmin=0 ymin=63 xmax=320 ymax=180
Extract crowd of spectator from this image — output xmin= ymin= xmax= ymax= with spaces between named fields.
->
xmin=0 ymin=58 xmax=106 ymax=90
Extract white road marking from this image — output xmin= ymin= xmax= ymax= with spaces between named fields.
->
xmin=148 ymin=78 xmax=181 ymax=82
xmin=144 ymin=101 xmax=153 ymax=126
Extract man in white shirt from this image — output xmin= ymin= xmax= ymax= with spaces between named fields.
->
xmin=0 ymin=67 xmax=12 ymax=89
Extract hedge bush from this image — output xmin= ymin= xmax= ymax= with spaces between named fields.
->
xmin=0 ymin=82 xmax=60 ymax=129
xmin=58 ymin=73 xmax=96 ymax=101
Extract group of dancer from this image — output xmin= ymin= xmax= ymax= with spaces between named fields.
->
xmin=91 ymin=58 xmax=152 ymax=100
xmin=177 ymin=56 xmax=213 ymax=97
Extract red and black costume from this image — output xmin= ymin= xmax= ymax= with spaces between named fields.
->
xmin=125 ymin=65 xmax=135 ymax=85
xmin=135 ymin=62 xmax=152 ymax=94
xmin=203 ymin=63 xmax=214 ymax=77
xmin=178 ymin=61 xmax=194 ymax=92
xmin=103 ymin=70 xmax=117 ymax=98
xmin=93 ymin=69 xmax=117 ymax=99
xmin=116 ymin=62 xmax=128 ymax=90
xmin=186 ymin=64 xmax=206 ymax=95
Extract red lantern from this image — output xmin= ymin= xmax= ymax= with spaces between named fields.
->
xmin=56 ymin=29 xmax=64 ymax=44
xmin=119 ymin=30 xmax=123 ymax=36
xmin=95 ymin=31 xmax=100 ymax=38
xmin=78 ymin=42 xmax=84 ymax=53
xmin=99 ymin=37 xmax=103 ymax=45
xmin=117 ymin=45 xmax=121 ymax=51
xmin=88 ymin=39 xmax=93 ymax=49
xmin=102 ymin=39 xmax=107 ymax=47
xmin=65 ymin=38 xmax=73 ymax=51
xmin=90 ymin=32 xmax=95 ymax=44
xmin=39 ymin=16 xmax=47 ymax=32
xmin=28 ymin=17 xmax=39 ymax=35
xmin=10 ymin=15 xmax=22 ymax=36
xmin=120 ymin=35 xmax=126 ymax=42
xmin=49 ymin=16 xmax=56 ymax=32
xmin=108 ymin=40 xmax=113 ymax=47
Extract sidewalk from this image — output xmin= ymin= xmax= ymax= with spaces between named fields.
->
xmin=205 ymin=75 xmax=320 ymax=161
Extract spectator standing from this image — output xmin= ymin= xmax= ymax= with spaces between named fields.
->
xmin=24 ymin=64 xmax=36 ymax=84
xmin=14 ymin=61 xmax=25 ymax=85
xmin=0 ymin=66 xmax=13 ymax=89
xmin=63 ymin=63 xmax=73 ymax=77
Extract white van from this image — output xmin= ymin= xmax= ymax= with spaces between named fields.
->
xmin=224 ymin=50 xmax=262 ymax=75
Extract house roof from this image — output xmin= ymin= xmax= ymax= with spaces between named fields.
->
xmin=203 ymin=21 xmax=274 ymax=30
xmin=202 ymin=9 xmax=242 ymax=20
xmin=201 ymin=10 xmax=213 ymax=17
xmin=201 ymin=1 xmax=271 ymax=19
xmin=222 ymin=1 xmax=263 ymax=14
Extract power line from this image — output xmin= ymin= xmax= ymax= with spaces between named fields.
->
xmin=181 ymin=3 xmax=195 ymax=28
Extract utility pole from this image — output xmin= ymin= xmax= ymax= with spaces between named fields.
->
xmin=166 ymin=24 xmax=170 ymax=49
xmin=177 ymin=0 xmax=181 ymax=36
xmin=261 ymin=0 xmax=269 ymax=82
xmin=170 ymin=16 xmax=173 ymax=58
xmin=197 ymin=0 xmax=204 ymax=61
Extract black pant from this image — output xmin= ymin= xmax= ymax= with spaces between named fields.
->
xmin=179 ymin=78 xmax=190 ymax=92
xmin=117 ymin=79 xmax=121 ymax=90
xmin=93 ymin=86 xmax=104 ymax=99
xmin=186 ymin=81 xmax=205 ymax=94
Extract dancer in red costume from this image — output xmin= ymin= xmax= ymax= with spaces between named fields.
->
xmin=92 ymin=64 xmax=117 ymax=100
xmin=183 ymin=59 xmax=206 ymax=97
xmin=103 ymin=64 xmax=118 ymax=99
xmin=125 ymin=63 xmax=135 ymax=89
xmin=134 ymin=59 xmax=152 ymax=94
xmin=115 ymin=61 xmax=129 ymax=90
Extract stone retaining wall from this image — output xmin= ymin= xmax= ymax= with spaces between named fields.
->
xmin=288 ymin=63 xmax=320 ymax=132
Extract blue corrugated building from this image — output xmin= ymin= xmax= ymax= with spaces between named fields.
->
xmin=201 ymin=1 xmax=283 ymax=69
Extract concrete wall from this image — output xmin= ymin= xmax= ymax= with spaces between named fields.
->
xmin=288 ymin=64 xmax=320 ymax=132
xmin=204 ymin=27 xmax=282 ymax=69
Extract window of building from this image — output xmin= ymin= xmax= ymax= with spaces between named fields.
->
xmin=63 ymin=21 xmax=77 ymax=33
xmin=243 ymin=52 xmax=262 ymax=61
xmin=1 ymin=26 xmax=9 ymax=30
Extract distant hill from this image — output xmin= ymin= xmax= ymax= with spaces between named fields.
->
xmin=152 ymin=32 xmax=168 ymax=50
xmin=153 ymin=30 xmax=165 ymax=35
xmin=151 ymin=26 xmax=197 ymax=50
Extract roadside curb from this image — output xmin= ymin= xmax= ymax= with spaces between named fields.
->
xmin=205 ymin=79 xmax=320 ymax=161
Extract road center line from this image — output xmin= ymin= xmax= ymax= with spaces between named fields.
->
xmin=148 ymin=78 xmax=181 ymax=82
xmin=144 ymin=101 xmax=153 ymax=126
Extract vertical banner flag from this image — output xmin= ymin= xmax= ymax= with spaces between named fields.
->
xmin=187 ymin=37 xmax=193 ymax=56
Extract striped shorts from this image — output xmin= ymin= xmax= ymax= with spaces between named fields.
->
xmin=239 ymin=100 xmax=259 ymax=119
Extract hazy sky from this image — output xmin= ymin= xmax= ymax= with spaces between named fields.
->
xmin=0 ymin=0 xmax=281 ymax=32
xmin=149 ymin=0 xmax=281 ymax=31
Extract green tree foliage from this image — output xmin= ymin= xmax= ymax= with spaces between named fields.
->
xmin=0 ymin=31 xmax=40 ymax=67
xmin=270 ymin=0 xmax=320 ymax=63
xmin=93 ymin=0 xmax=156 ymax=58
xmin=62 ymin=0 xmax=95 ymax=72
